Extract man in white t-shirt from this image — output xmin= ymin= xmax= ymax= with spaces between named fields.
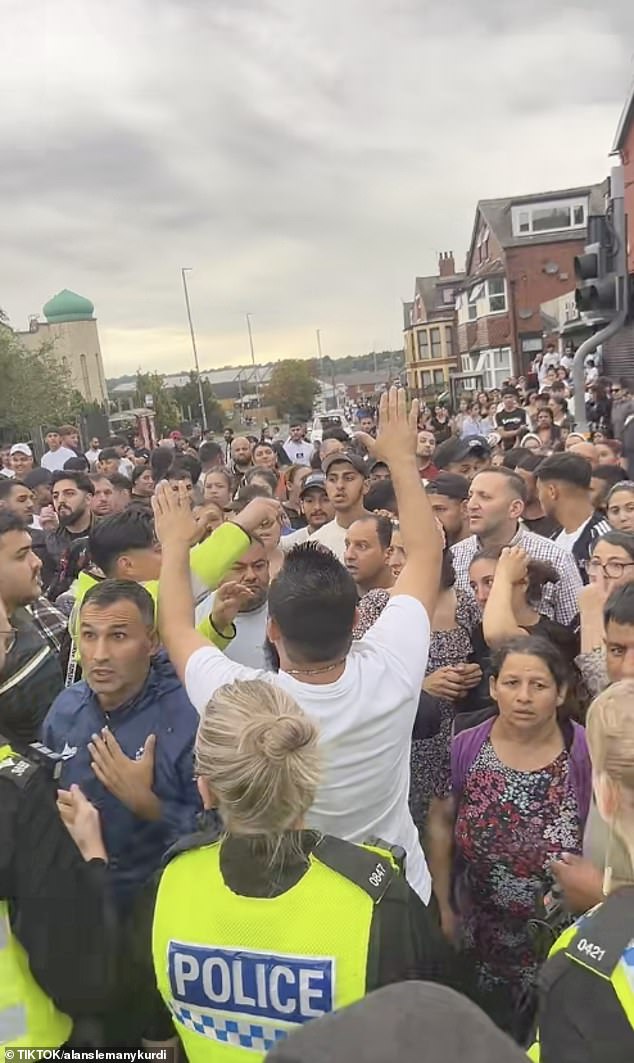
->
xmin=40 ymin=429 xmax=78 ymax=473
xmin=152 ymin=388 xmax=443 ymax=904
xmin=537 ymin=453 xmax=610 ymax=579
xmin=281 ymin=473 xmax=335 ymax=551
xmin=283 ymin=420 xmax=312 ymax=466
xmin=311 ymin=453 xmax=370 ymax=561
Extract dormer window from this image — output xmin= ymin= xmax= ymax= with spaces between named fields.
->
xmin=511 ymin=197 xmax=588 ymax=237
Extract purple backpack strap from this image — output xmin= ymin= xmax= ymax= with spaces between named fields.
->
xmin=567 ymin=720 xmax=592 ymax=827
xmin=451 ymin=719 xmax=494 ymax=796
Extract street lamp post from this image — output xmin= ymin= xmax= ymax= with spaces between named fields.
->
xmin=181 ymin=267 xmax=208 ymax=432
xmin=245 ymin=313 xmax=261 ymax=412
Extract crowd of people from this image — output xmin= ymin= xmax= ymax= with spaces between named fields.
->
xmin=0 ymin=354 xmax=633 ymax=1061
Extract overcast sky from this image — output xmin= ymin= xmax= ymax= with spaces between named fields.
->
xmin=1 ymin=1 xmax=633 ymax=377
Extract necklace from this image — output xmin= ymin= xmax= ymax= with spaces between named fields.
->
xmin=285 ymin=658 xmax=347 ymax=677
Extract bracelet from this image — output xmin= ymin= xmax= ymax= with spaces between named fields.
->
xmin=209 ymin=617 xmax=237 ymax=641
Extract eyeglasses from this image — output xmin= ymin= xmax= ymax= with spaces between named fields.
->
xmin=585 ymin=558 xmax=634 ymax=579
xmin=0 ymin=628 xmax=16 ymax=654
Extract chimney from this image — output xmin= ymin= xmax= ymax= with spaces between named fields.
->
xmin=438 ymin=252 xmax=455 ymax=278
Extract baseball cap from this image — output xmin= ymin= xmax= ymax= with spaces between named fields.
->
xmin=426 ymin=472 xmax=469 ymax=501
xmin=434 ymin=435 xmax=490 ymax=470
xmin=299 ymin=473 xmax=327 ymax=497
xmin=10 ymin=443 xmax=33 ymax=458
xmin=322 ymin=451 xmax=368 ymax=476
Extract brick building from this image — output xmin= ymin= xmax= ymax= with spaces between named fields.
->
xmin=456 ymin=183 xmax=606 ymax=387
xmin=403 ymin=252 xmax=465 ymax=397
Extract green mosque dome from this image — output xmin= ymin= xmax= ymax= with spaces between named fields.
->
xmin=43 ymin=289 xmax=95 ymax=323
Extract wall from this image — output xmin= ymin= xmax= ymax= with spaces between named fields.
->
xmin=19 ymin=318 xmax=108 ymax=404
xmin=620 ymin=119 xmax=634 ymax=275
xmin=505 ymin=239 xmax=585 ymax=337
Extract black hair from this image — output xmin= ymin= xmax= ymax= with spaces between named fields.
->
xmin=354 ymin=514 xmax=393 ymax=551
xmin=365 ymin=479 xmax=397 ymax=515
xmin=536 ymin=453 xmax=591 ymax=490
xmin=268 ymin=542 xmax=357 ymax=663
xmin=23 ymin=468 xmax=52 ymax=489
xmin=231 ymin=485 xmax=271 ymax=511
xmin=165 ymin=466 xmax=193 ymax=484
xmin=174 ymin=454 xmax=202 ymax=484
xmin=63 ymin=455 xmax=89 ymax=471
xmin=98 ymin=447 xmax=119 ymax=463
xmin=244 ymin=467 xmax=278 ymax=493
xmin=81 ymin=578 xmax=155 ymax=628
xmin=322 ymin=427 xmax=350 ymax=444
xmin=490 ymin=634 xmax=569 ymax=690
xmin=604 ymin=581 xmax=634 ymax=629
xmin=0 ymin=511 xmax=28 ymax=537
xmin=107 ymin=436 xmax=127 ymax=449
xmin=150 ymin=446 xmax=174 ymax=482
xmin=50 ymin=470 xmax=95 ymax=495
xmin=501 ymin=387 xmax=518 ymax=399
xmin=88 ymin=509 xmax=156 ymax=576
xmin=254 ymin=440 xmax=275 ymax=453
xmin=536 ymin=407 xmax=555 ymax=423
xmin=199 ymin=441 xmax=223 ymax=465
xmin=478 ymin=466 xmax=527 ymax=503
xmin=592 ymin=465 xmax=625 ymax=490
xmin=501 ymin=448 xmax=526 ymax=471
xmin=131 ymin=465 xmax=153 ymax=486
xmin=109 ymin=473 xmax=133 ymax=493
xmin=440 ymin=545 xmax=455 ymax=590
xmin=516 ymin=452 xmax=544 ymax=473
xmin=45 ymin=427 xmax=62 ymax=436
xmin=0 ymin=479 xmax=26 ymax=502
xmin=592 ymin=530 xmax=634 ymax=563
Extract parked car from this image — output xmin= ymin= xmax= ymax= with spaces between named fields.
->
xmin=310 ymin=410 xmax=354 ymax=444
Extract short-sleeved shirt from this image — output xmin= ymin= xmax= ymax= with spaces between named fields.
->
xmin=184 ymin=596 xmax=433 ymax=902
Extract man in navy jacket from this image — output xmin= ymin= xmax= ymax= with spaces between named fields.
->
xmin=42 ymin=578 xmax=201 ymax=916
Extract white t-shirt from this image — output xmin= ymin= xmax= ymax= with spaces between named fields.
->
xmin=41 ymin=446 xmax=77 ymax=472
xmin=281 ymin=527 xmax=311 ymax=552
xmin=84 ymin=448 xmax=100 ymax=469
xmin=204 ymin=594 xmax=269 ymax=669
xmin=283 ymin=439 xmax=312 ymax=466
xmin=554 ymin=517 xmax=593 ymax=554
xmin=310 ymin=519 xmax=347 ymax=561
xmin=185 ymin=595 xmax=432 ymax=902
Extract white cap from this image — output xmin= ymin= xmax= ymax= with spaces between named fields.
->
xmin=10 ymin=443 xmax=33 ymax=458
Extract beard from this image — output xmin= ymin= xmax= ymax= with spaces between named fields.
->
xmin=58 ymin=504 xmax=84 ymax=527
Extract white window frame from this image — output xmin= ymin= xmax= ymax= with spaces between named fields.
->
xmin=511 ymin=197 xmax=588 ymax=237
xmin=486 ymin=277 xmax=506 ymax=314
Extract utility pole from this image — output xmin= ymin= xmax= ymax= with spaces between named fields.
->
xmin=316 ymin=328 xmax=324 ymax=381
xmin=245 ymin=313 xmax=261 ymax=413
xmin=181 ymin=268 xmax=208 ymax=431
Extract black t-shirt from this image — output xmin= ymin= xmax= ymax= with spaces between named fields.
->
xmin=495 ymin=407 xmax=527 ymax=448
xmin=522 ymin=515 xmax=561 ymax=538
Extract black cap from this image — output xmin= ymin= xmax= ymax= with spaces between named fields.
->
xmin=322 ymin=452 xmax=368 ymax=476
xmin=265 ymin=982 xmax=527 ymax=1063
xmin=299 ymin=473 xmax=327 ymax=497
xmin=426 ymin=472 xmax=470 ymax=501
xmin=434 ymin=434 xmax=491 ymax=469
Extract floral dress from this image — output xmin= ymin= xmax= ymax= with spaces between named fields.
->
xmin=453 ymin=738 xmax=582 ymax=1022
xmin=409 ymin=589 xmax=480 ymax=826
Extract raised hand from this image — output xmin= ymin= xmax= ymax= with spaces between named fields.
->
xmin=152 ymin=481 xmax=198 ymax=547
xmin=57 ymin=784 xmax=107 ymax=862
xmin=356 ymin=387 xmax=419 ymax=468
xmin=231 ymin=497 xmax=283 ymax=536
xmin=211 ymin=580 xmax=256 ymax=631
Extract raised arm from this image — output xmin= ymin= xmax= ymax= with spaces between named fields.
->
xmin=153 ymin=484 xmax=281 ymax=683
xmin=360 ymin=388 xmax=443 ymax=617
xmin=482 ymin=546 xmax=529 ymax=648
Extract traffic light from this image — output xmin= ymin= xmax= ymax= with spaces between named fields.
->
xmin=574 ymin=216 xmax=618 ymax=319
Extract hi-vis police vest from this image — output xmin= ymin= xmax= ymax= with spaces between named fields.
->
xmin=0 ymin=743 xmax=72 ymax=1049
xmin=528 ymin=887 xmax=634 ymax=1062
xmin=152 ymin=836 xmax=399 ymax=1060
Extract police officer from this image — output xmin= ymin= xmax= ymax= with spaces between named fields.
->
xmin=93 ymin=679 xmax=457 ymax=1056
xmin=0 ymin=591 xmax=111 ymax=1049
xmin=530 ymin=680 xmax=634 ymax=1062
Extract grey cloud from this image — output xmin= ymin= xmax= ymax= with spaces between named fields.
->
xmin=1 ymin=0 xmax=632 ymax=374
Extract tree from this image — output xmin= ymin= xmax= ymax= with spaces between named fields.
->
xmin=263 ymin=359 xmax=320 ymax=419
xmin=172 ymin=372 xmax=225 ymax=432
xmin=134 ymin=371 xmax=181 ymax=436
xmin=0 ymin=327 xmax=76 ymax=440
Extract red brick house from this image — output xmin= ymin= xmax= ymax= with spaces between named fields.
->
xmin=457 ymin=183 xmax=606 ymax=386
